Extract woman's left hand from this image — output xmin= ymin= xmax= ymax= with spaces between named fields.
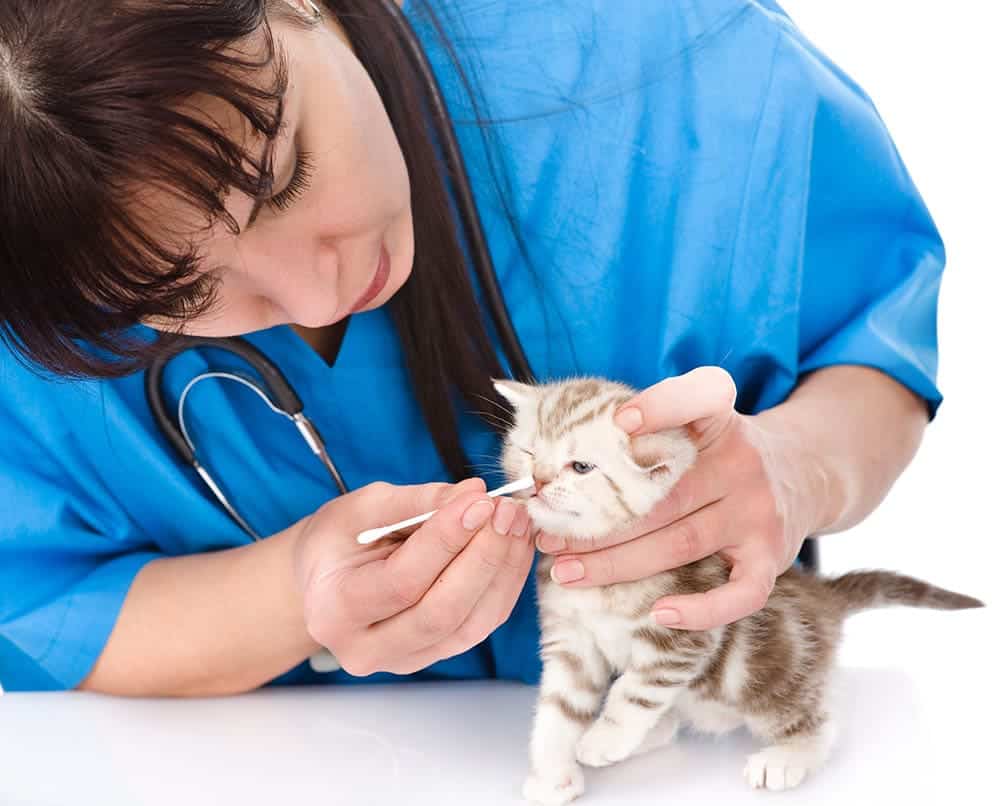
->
xmin=536 ymin=366 xmax=832 ymax=631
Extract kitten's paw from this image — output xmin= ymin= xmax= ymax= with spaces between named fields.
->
xmin=743 ymin=746 xmax=810 ymax=791
xmin=575 ymin=718 xmax=641 ymax=768
xmin=522 ymin=766 xmax=585 ymax=805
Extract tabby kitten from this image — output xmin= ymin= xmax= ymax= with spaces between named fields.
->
xmin=493 ymin=377 xmax=983 ymax=805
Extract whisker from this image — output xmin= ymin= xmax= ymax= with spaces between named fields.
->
xmin=469 ymin=408 xmax=512 ymax=422
xmin=469 ymin=405 xmax=513 ymax=422
xmin=465 ymin=453 xmax=503 ymax=463
xmin=467 ymin=462 xmax=505 ymax=476
xmin=472 ymin=392 xmax=515 ymax=419
xmin=470 ymin=411 xmax=514 ymax=432
xmin=467 ymin=458 xmax=501 ymax=468
xmin=465 ymin=451 xmax=503 ymax=462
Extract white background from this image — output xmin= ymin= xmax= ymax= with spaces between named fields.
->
xmin=773 ymin=0 xmax=997 ymax=639
xmin=778 ymin=0 xmax=998 ymax=800
xmin=2 ymin=3 xmax=996 ymax=804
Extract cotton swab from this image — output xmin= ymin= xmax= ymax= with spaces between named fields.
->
xmin=356 ymin=476 xmax=535 ymax=545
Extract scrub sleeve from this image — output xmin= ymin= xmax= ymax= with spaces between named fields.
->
xmin=0 ymin=396 xmax=163 ymax=691
xmin=788 ymin=24 xmax=944 ymax=413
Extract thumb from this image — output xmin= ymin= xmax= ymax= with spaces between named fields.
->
xmin=442 ymin=477 xmax=488 ymax=504
xmin=614 ymin=366 xmax=737 ymax=443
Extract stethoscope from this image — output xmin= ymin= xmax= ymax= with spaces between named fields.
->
xmin=144 ymin=1 xmax=819 ymax=649
xmin=145 ymin=0 xmax=535 ymax=544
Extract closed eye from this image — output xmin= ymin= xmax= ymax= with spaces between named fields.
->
xmin=267 ymin=150 xmax=314 ymax=213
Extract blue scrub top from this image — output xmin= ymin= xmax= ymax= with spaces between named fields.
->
xmin=0 ymin=0 xmax=944 ymax=691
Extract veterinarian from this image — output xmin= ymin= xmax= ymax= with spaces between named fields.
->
xmin=0 ymin=0 xmax=941 ymax=693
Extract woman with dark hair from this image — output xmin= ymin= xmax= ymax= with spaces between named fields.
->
xmin=0 ymin=0 xmax=942 ymax=697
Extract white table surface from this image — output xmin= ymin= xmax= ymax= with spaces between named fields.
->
xmin=1 ymin=608 xmax=993 ymax=806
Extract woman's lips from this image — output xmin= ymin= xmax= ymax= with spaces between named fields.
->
xmin=350 ymin=243 xmax=391 ymax=313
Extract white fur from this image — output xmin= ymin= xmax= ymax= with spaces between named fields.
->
xmin=742 ymin=721 xmax=837 ymax=791
xmin=497 ymin=378 xmax=832 ymax=804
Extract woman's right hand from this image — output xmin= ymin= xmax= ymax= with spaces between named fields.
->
xmin=291 ymin=478 xmax=534 ymax=677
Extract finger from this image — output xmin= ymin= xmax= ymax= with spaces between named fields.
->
xmin=550 ymin=500 xmax=728 ymax=586
xmin=337 ymin=488 xmax=496 ymax=625
xmin=614 ymin=366 xmax=737 ymax=439
xmin=333 ymin=477 xmax=486 ymax=546
xmin=648 ymin=559 xmax=776 ymax=631
xmin=359 ymin=499 xmax=526 ymax=661
xmin=539 ymin=455 xmax=730 ymax=555
xmin=381 ymin=505 xmax=535 ymax=675
xmin=386 ymin=477 xmax=488 ymax=539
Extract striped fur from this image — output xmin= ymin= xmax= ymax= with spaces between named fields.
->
xmin=495 ymin=377 xmax=984 ymax=804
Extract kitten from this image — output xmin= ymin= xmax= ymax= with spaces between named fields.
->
xmin=492 ymin=377 xmax=984 ymax=805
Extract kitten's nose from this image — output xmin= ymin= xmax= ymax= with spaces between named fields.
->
xmin=533 ymin=472 xmax=554 ymax=494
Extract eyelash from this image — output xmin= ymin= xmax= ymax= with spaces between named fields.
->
xmin=267 ymin=151 xmax=314 ymax=212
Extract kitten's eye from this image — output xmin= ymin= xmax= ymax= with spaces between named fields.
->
xmin=518 ymin=446 xmax=534 ymax=457
xmin=571 ymin=461 xmax=595 ymax=475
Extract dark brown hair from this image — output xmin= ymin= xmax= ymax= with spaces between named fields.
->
xmin=0 ymin=0 xmax=508 ymax=479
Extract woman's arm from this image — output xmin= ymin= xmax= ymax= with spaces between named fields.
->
xmin=77 ymin=478 xmax=532 ymax=697
xmin=753 ymin=364 xmax=929 ymax=536
xmin=78 ymin=525 xmax=320 ymax=698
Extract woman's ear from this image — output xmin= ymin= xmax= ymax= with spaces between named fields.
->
xmin=493 ymin=379 xmax=537 ymax=410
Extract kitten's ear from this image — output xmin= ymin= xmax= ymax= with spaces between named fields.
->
xmin=628 ymin=430 xmax=696 ymax=478
xmin=493 ymin=379 xmax=536 ymax=410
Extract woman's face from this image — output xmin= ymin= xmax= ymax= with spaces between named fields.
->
xmin=161 ymin=4 xmax=414 ymax=337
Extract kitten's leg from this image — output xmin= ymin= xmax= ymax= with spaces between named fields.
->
xmin=627 ymin=711 xmax=682 ymax=758
xmin=523 ymin=634 xmax=611 ymax=806
xmin=575 ymin=666 xmax=688 ymax=768
xmin=743 ymin=711 xmax=836 ymax=791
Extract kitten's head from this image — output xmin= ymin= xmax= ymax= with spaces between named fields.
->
xmin=494 ymin=377 xmax=696 ymax=541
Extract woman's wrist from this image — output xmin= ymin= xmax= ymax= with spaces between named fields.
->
xmin=750 ymin=400 xmax=848 ymax=540
xmin=271 ymin=521 xmax=327 ymax=658
xmin=750 ymin=365 xmax=928 ymax=540
xmin=80 ymin=522 xmax=321 ymax=697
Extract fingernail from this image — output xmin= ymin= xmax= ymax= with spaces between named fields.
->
xmin=462 ymin=500 xmax=494 ymax=530
xmin=512 ymin=507 xmax=530 ymax=538
xmin=552 ymin=560 xmax=585 ymax=584
xmin=492 ymin=499 xmax=517 ymax=535
xmin=537 ymin=533 xmax=566 ymax=553
xmin=652 ymin=609 xmax=681 ymax=626
xmin=615 ymin=407 xmax=643 ymax=434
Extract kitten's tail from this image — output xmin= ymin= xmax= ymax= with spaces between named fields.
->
xmin=825 ymin=570 xmax=984 ymax=617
